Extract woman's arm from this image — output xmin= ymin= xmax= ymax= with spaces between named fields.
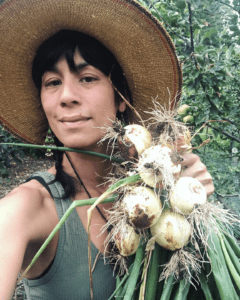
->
xmin=0 ymin=184 xmax=52 ymax=299
xmin=180 ymin=153 xmax=214 ymax=197
xmin=0 ymin=192 xmax=31 ymax=299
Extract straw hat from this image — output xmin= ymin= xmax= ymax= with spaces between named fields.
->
xmin=0 ymin=0 xmax=182 ymax=145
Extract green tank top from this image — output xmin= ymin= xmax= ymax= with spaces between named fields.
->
xmin=23 ymin=171 xmax=116 ymax=299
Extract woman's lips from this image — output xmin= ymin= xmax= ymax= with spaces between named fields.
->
xmin=60 ymin=115 xmax=90 ymax=122
xmin=60 ymin=116 xmax=90 ymax=128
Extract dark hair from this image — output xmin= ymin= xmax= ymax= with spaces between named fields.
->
xmin=32 ymin=30 xmax=132 ymax=198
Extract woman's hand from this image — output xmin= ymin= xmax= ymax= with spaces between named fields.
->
xmin=180 ymin=153 xmax=214 ymax=197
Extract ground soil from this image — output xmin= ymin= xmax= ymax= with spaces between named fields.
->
xmin=0 ymin=155 xmax=54 ymax=199
xmin=0 ymin=155 xmax=54 ymax=299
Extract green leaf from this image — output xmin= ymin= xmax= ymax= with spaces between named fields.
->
xmin=175 ymin=0 xmax=186 ymax=9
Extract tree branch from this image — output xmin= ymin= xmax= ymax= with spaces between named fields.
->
xmin=222 ymin=117 xmax=240 ymax=127
xmin=207 ymin=124 xmax=240 ymax=144
xmin=187 ymin=1 xmax=195 ymax=54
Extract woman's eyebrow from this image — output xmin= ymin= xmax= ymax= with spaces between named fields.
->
xmin=75 ymin=62 xmax=89 ymax=72
xmin=46 ymin=62 xmax=89 ymax=74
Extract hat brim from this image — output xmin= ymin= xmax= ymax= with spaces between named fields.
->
xmin=0 ymin=0 xmax=182 ymax=144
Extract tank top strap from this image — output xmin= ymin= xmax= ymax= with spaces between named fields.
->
xmin=26 ymin=171 xmax=72 ymax=220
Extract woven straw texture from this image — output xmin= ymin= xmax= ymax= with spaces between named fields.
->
xmin=0 ymin=0 xmax=182 ymax=144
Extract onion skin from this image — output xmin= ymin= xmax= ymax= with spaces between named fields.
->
xmin=122 ymin=186 xmax=162 ymax=229
xmin=139 ymin=145 xmax=181 ymax=188
xmin=151 ymin=209 xmax=191 ymax=251
xmin=114 ymin=223 xmax=140 ymax=256
xmin=169 ymin=177 xmax=207 ymax=215
xmin=118 ymin=124 xmax=152 ymax=160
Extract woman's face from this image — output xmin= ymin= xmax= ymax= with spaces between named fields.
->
xmin=41 ymin=49 xmax=126 ymax=150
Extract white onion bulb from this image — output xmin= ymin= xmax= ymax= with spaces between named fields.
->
xmin=122 ymin=186 xmax=162 ymax=229
xmin=114 ymin=223 xmax=140 ymax=256
xmin=118 ymin=124 xmax=152 ymax=159
xmin=151 ymin=209 xmax=191 ymax=251
xmin=139 ymin=145 xmax=181 ymax=188
xmin=169 ymin=177 xmax=207 ymax=215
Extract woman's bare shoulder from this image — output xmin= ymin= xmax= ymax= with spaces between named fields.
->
xmin=0 ymin=178 xmax=58 ymax=242
xmin=2 ymin=179 xmax=47 ymax=211
xmin=0 ymin=175 xmax=59 ymax=296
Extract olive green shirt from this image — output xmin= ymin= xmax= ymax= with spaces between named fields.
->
xmin=23 ymin=171 xmax=116 ymax=299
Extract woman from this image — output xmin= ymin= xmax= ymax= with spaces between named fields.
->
xmin=0 ymin=0 xmax=214 ymax=299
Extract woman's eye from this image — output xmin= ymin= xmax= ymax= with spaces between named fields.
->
xmin=80 ymin=76 xmax=97 ymax=83
xmin=45 ymin=80 xmax=61 ymax=87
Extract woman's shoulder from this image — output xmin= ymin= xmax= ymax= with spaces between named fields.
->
xmin=2 ymin=167 xmax=56 ymax=210
xmin=2 ymin=174 xmax=49 ymax=207
xmin=0 ymin=173 xmax=58 ymax=242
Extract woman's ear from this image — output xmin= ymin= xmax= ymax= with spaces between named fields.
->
xmin=118 ymin=101 xmax=127 ymax=112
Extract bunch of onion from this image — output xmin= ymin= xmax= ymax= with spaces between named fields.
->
xmin=97 ymin=106 xmax=233 ymax=288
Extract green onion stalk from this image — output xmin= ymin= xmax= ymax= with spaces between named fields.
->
xmin=0 ymin=142 xmax=123 ymax=163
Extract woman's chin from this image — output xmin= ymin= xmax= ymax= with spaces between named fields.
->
xmin=63 ymin=139 xmax=106 ymax=153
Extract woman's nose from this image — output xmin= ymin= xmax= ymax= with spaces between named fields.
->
xmin=59 ymin=80 xmax=81 ymax=107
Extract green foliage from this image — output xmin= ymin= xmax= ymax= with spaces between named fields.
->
xmin=0 ymin=126 xmax=45 ymax=177
xmin=139 ymin=0 xmax=240 ymax=214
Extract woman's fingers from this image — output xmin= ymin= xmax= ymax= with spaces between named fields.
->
xmin=180 ymin=153 xmax=214 ymax=197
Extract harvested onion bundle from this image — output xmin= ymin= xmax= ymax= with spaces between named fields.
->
xmin=14 ymin=101 xmax=240 ymax=300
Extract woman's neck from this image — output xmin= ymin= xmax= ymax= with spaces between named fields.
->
xmin=61 ymin=150 xmax=114 ymax=192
